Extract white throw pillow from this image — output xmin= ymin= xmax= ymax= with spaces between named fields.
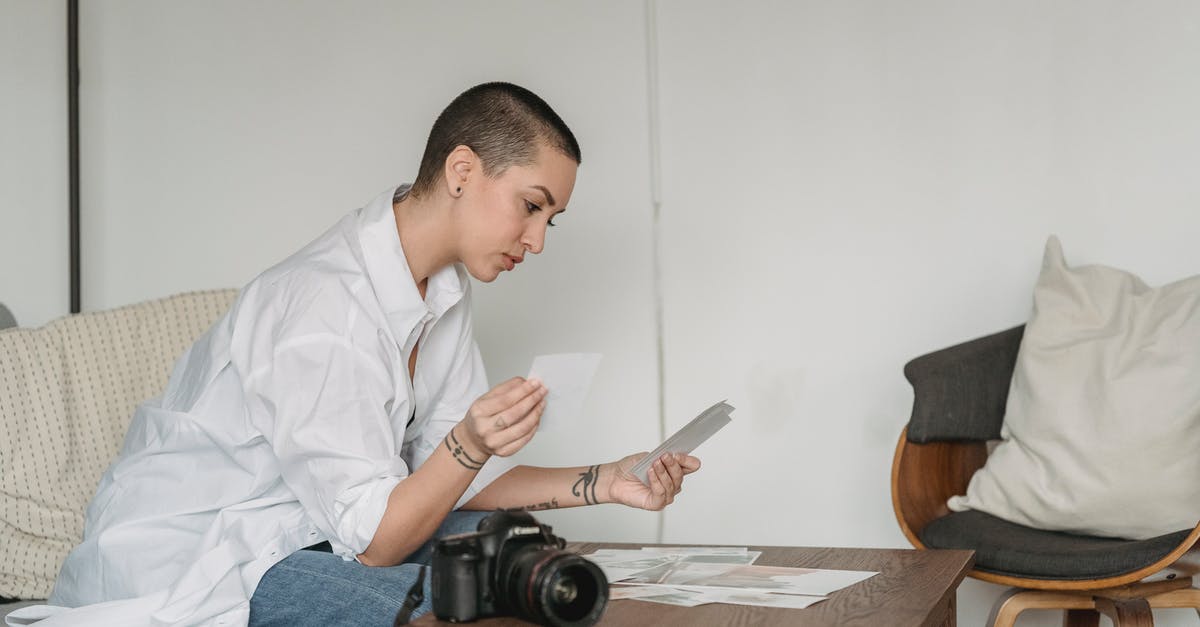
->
xmin=947 ymin=236 xmax=1200 ymax=540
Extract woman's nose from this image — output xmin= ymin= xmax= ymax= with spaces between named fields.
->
xmin=523 ymin=224 xmax=546 ymax=254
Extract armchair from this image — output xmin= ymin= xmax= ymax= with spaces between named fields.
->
xmin=891 ymin=326 xmax=1200 ymax=626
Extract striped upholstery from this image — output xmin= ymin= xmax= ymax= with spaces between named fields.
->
xmin=0 ymin=290 xmax=237 ymax=599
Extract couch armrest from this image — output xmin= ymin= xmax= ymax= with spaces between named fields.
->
xmin=0 ymin=302 xmax=15 ymax=330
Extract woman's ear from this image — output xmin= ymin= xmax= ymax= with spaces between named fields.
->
xmin=444 ymin=145 xmax=477 ymax=197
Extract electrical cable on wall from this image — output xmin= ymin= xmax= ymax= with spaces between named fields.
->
xmin=68 ymin=0 xmax=81 ymax=313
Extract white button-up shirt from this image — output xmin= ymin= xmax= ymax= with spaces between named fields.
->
xmin=12 ymin=187 xmax=514 ymax=627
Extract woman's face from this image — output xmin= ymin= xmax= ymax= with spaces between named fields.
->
xmin=456 ymin=143 xmax=578 ymax=283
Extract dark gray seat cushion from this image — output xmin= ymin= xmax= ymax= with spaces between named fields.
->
xmin=920 ymin=510 xmax=1191 ymax=580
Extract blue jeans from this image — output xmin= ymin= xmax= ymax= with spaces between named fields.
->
xmin=248 ymin=511 xmax=488 ymax=626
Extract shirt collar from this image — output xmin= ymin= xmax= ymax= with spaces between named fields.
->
xmin=358 ymin=185 xmax=466 ymax=338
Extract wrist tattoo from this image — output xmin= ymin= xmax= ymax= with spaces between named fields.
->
xmin=444 ymin=427 xmax=485 ymax=470
xmin=572 ymin=465 xmax=601 ymax=505
xmin=502 ymin=497 xmax=560 ymax=512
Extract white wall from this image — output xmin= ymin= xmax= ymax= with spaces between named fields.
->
xmin=7 ymin=1 xmax=1200 ymax=624
xmin=0 ymin=1 xmax=68 ymax=327
xmin=653 ymin=2 xmax=1200 ymax=625
xmin=655 ymin=0 xmax=1200 ymax=542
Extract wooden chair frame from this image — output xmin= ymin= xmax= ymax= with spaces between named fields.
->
xmin=891 ymin=426 xmax=1200 ymax=626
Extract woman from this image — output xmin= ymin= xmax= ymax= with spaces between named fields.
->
xmin=28 ymin=83 xmax=700 ymax=627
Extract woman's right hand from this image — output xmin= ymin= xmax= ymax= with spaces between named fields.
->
xmin=457 ymin=377 xmax=547 ymax=458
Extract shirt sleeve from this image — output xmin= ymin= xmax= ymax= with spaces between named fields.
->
xmin=235 ymin=282 xmax=408 ymax=558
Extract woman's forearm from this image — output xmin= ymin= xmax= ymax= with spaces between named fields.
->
xmin=463 ymin=463 xmax=616 ymax=512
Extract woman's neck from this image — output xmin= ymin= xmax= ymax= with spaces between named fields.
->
xmin=392 ymin=192 xmax=456 ymax=295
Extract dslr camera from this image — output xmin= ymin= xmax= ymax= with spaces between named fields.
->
xmin=431 ymin=510 xmax=608 ymax=626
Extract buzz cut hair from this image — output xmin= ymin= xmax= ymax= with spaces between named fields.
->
xmin=410 ymin=82 xmax=581 ymax=199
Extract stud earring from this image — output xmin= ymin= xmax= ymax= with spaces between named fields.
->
xmin=456 ymin=187 xmax=462 ymax=194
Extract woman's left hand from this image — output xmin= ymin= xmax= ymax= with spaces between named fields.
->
xmin=606 ymin=452 xmax=701 ymax=511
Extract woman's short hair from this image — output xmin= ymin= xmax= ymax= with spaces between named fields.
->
xmin=411 ymin=82 xmax=581 ymax=198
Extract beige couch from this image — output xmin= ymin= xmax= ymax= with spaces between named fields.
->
xmin=0 ymin=290 xmax=237 ymax=611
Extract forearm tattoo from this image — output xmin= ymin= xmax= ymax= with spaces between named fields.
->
xmin=444 ymin=428 xmax=485 ymax=470
xmin=572 ymin=465 xmax=601 ymax=505
xmin=503 ymin=497 xmax=560 ymax=512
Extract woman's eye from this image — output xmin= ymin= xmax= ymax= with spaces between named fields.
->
xmin=525 ymin=199 xmax=554 ymax=226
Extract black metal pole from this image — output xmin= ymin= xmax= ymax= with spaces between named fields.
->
xmin=68 ymin=0 xmax=80 ymax=313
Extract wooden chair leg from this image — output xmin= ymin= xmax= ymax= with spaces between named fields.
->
xmin=989 ymin=589 xmax=1094 ymax=627
xmin=988 ymin=585 xmax=1198 ymax=627
xmin=1095 ymin=597 xmax=1153 ymax=627
xmin=1063 ymin=609 xmax=1100 ymax=627
xmin=1144 ymin=587 xmax=1200 ymax=609
xmin=1142 ymin=586 xmax=1200 ymax=619
xmin=987 ymin=588 xmax=1025 ymax=627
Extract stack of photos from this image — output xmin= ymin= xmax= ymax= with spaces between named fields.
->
xmin=582 ymin=547 xmax=877 ymax=609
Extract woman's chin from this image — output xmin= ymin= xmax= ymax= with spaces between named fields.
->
xmin=465 ymin=264 xmax=503 ymax=283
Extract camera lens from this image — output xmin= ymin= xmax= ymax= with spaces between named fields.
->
xmin=550 ymin=575 xmax=578 ymax=605
xmin=503 ymin=549 xmax=608 ymax=626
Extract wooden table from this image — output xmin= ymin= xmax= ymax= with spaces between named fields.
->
xmin=414 ymin=543 xmax=975 ymax=626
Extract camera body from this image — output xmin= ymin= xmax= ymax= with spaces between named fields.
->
xmin=431 ymin=510 xmax=608 ymax=626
